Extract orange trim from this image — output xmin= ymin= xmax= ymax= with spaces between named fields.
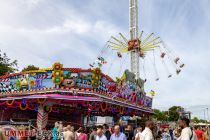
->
xmin=37 ymin=98 xmax=46 ymax=104
xmin=6 ymin=100 xmax=14 ymax=106
xmin=119 ymin=106 xmax=124 ymax=114
xmin=19 ymin=103 xmax=28 ymax=110
xmin=101 ymin=102 xmax=108 ymax=112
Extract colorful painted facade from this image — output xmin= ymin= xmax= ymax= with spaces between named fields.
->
xmin=0 ymin=65 xmax=152 ymax=108
xmin=0 ymin=63 xmax=153 ymax=128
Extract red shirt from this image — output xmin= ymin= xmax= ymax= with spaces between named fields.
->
xmin=77 ymin=133 xmax=87 ymax=140
xmin=195 ymin=129 xmax=203 ymax=140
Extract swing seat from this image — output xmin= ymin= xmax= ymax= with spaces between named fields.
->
xmin=97 ymin=57 xmax=104 ymax=61
xmin=176 ymin=69 xmax=181 ymax=74
xmin=174 ymin=57 xmax=180 ymax=64
xmin=117 ymin=52 xmax=122 ymax=58
xmin=160 ymin=52 xmax=166 ymax=58
xmin=180 ymin=63 xmax=185 ymax=68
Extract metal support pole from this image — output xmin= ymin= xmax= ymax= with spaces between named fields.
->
xmin=204 ymin=109 xmax=206 ymax=121
xmin=28 ymin=120 xmax=31 ymax=140
xmin=129 ymin=0 xmax=140 ymax=79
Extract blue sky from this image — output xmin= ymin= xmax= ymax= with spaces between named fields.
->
xmin=0 ymin=0 xmax=210 ymax=119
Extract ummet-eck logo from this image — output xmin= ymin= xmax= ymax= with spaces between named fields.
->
xmin=1 ymin=125 xmax=61 ymax=139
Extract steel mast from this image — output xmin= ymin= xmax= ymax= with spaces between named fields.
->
xmin=129 ymin=0 xmax=139 ymax=79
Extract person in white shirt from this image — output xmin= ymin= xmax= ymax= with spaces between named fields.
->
xmin=178 ymin=117 xmax=197 ymax=140
xmin=135 ymin=127 xmax=143 ymax=140
xmin=141 ymin=120 xmax=155 ymax=140
xmin=96 ymin=125 xmax=107 ymax=140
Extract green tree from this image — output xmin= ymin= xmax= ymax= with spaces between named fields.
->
xmin=192 ymin=117 xmax=200 ymax=123
xmin=0 ymin=50 xmax=18 ymax=76
xmin=22 ymin=65 xmax=39 ymax=72
xmin=199 ymin=119 xmax=207 ymax=123
xmin=168 ymin=106 xmax=182 ymax=121
xmin=153 ymin=109 xmax=168 ymax=121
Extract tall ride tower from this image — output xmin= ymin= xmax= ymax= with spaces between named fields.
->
xmin=129 ymin=0 xmax=140 ymax=79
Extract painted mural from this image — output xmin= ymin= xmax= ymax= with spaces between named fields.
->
xmin=0 ymin=63 xmax=152 ymax=108
xmin=0 ymin=71 xmax=54 ymax=93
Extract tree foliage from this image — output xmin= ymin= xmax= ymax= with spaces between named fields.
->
xmin=199 ymin=119 xmax=208 ymax=123
xmin=22 ymin=65 xmax=39 ymax=72
xmin=192 ymin=117 xmax=200 ymax=123
xmin=153 ymin=106 xmax=183 ymax=122
xmin=191 ymin=117 xmax=209 ymax=123
xmin=0 ymin=50 xmax=18 ymax=76
xmin=168 ymin=106 xmax=182 ymax=121
xmin=153 ymin=109 xmax=168 ymax=121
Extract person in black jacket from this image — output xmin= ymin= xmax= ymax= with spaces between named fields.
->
xmin=124 ymin=124 xmax=134 ymax=140
xmin=103 ymin=124 xmax=111 ymax=140
xmin=89 ymin=126 xmax=97 ymax=140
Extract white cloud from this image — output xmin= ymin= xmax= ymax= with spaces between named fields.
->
xmin=0 ymin=0 xmax=122 ymax=70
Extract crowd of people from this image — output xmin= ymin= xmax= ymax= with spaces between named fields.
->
xmin=50 ymin=117 xmax=210 ymax=140
xmin=0 ymin=117 xmax=210 ymax=140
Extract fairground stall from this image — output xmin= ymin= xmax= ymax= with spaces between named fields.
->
xmin=0 ymin=0 xmax=185 ymax=132
xmin=0 ymin=62 xmax=153 ymax=130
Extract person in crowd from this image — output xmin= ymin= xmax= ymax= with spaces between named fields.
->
xmin=89 ymin=126 xmax=97 ymax=140
xmin=61 ymin=127 xmax=68 ymax=140
xmin=194 ymin=126 xmax=203 ymax=140
xmin=103 ymin=124 xmax=111 ymax=140
xmin=162 ymin=128 xmax=171 ymax=140
xmin=169 ymin=128 xmax=174 ymax=140
xmin=134 ymin=126 xmax=142 ymax=136
xmin=125 ymin=124 xmax=134 ymax=140
xmin=96 ymin=125 xmax=107 ymax=140
xmin=152 ymin=123 xmax=159 ymax=139
xmin=135 ymin=127 xmax=143 ymax=140
xmin=173 ymin=127 xmax=182 ymax=140
xmin=109 ymin=127 xmax=114 ymax=134
xmin=207 ymin=127 xmax=210 ymax=140
xmin=77 ymin=127 xmax=87 ymax=140
xmin=178 ymin=117 xmax=197 ymax=140
xmin=63 ymin=125 xmax=76 ymax=140
xmin=202 ymin=127 xmax=207 ymax=140
xmin=156 ymin=130 xmax=163 ymax=140
xmin=141 ymin=120 xmax=155 ymax=140
xmin=110 ymin=124 xmax=127 ymax=140
xmin=0 ymin=127 xmax=7 ymax=140
xmin=53 ymin=121 xmax=60 ymax=140
xmin=29 ymin=128 xmax=37 ymax=140
xmin=58 ymin=121 xmax=64 ymax=140
xmin=71 ymin=126 xmax=78 ymax=140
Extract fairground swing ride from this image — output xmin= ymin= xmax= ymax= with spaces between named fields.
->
xmin=90 ymin=0 xmax=184 ymax=98
xmin=0 ymin=0 xmax=184 ymax=130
